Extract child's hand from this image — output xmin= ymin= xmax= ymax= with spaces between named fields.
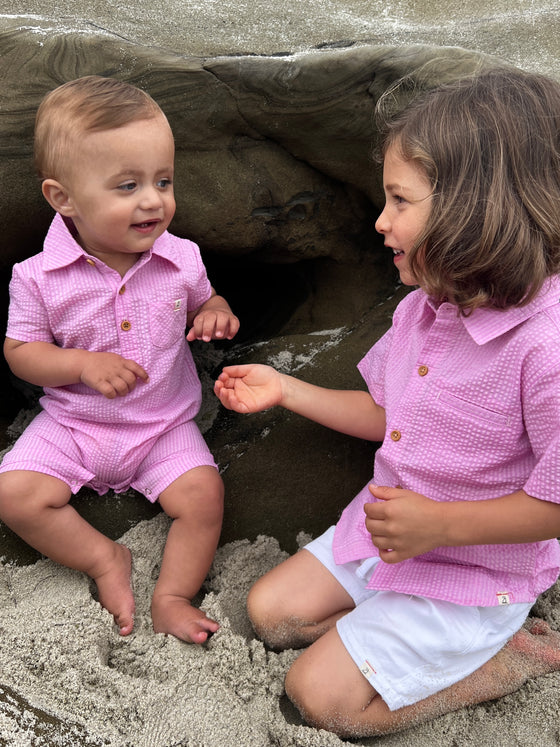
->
xmin=80 ymin=351 xmax=149 ymax=399
xmin=364 ymin=485 xmax=446 ymax=563
xmin=186 ymin=308 xmax=240 ymax=343
xmin=214 ymin=364 xmax=283 ymax=413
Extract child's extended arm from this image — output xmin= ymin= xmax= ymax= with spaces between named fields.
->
xmin=365 ymin=485 xmax=560 ymax=563
xmin=186 ymin=289 xmax=239 ymax=342
xmin=4 ymin=338 xmax=149 ymax=399
xmin=215 ymin=363 xmax=386 ymax=441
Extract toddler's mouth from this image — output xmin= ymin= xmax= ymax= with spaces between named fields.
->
xmin=132 ymin=220 xmax=159 ymax=231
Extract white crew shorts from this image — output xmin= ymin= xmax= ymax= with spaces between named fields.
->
xmin=305 ymin=526 xmax=532 ymax=711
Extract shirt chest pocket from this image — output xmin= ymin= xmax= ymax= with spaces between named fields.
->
xmin=149 ymin=297 xmax=187 ymax=348
xmin=436 ymin=389 xmax=511 ymax=428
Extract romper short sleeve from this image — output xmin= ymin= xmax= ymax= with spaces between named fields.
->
xmin=6 ymin=260 xmax=54 ymax=343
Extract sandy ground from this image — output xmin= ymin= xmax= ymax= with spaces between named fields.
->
xmin=1 ymin=511 xmax=560 ymax=747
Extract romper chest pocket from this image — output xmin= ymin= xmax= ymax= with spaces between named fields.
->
xmin=149 ymin=297 xmax=187 ymax=348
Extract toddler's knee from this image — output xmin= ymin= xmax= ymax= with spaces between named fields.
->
xmin=0 ymin=472 xmax=44 ymax=525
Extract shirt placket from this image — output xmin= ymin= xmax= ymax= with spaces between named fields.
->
xmin=384 ymin=304 xmax=459 ymax=481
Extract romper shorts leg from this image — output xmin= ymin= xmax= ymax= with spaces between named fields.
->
xmin=130 ymin=419 xmax=217 ymax=502
xmin=0 ymin=411 xmax=217 ymax=503
xmin=305 ymin=526 xmax=532 ymax=711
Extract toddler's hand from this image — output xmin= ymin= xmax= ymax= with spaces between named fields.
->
xmin=214 ymin=364 xmax=282 ymax=413
xmin=80 ymin=352 xmax=149 ymax=399
xmin=364 ymin=485 xmax=446 ymax=563
xmin=186 ymin=309 xmax=240 ymax=343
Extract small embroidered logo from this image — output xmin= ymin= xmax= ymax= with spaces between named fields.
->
xmin=360 ymin=660 xmax=376 ymax=677
xmin=496 ymin=592 xmax=511 ymax=605
xmin=174 ymin=299 xmax=182 ymax=311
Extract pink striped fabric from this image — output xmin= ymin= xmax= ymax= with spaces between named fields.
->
xmin=333 ymin=278 xmax=560 ymax=606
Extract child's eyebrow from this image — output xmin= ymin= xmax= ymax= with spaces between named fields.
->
xmin=384 ymin=182 xmax=406 ymax=193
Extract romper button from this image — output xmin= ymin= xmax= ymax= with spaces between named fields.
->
xmin=418 ymin=365 xmax=428 ymax=376
xmin=119 ymin=285 xmax=126 ymax=295
xmin=86 ymin=258 xmax=95 ymax=266
xmin=390 ymin=430 xmax=401 ymax=442
xmin=121 ymin=320 xmax=131 ymax=331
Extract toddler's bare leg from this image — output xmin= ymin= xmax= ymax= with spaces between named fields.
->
xmin=0 ymin=471 xmax=135 ymax=635
xmin=152 ymin=466 xmax=223 ymax=643
xmin=247 ymin=548 xmax=355 ymax=649
xmin=284 ymin=618 xmax=560 ymax=738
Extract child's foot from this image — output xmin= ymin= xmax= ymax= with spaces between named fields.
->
xmin=151 ymin=593 xmax=220 ymax=643
xmin=92 ymin=543 xmax=135 ymax=636
xmin=508 ymin=617 xmax=560 ymax=677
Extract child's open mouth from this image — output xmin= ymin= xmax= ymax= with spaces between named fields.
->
xmin=132 ymin=220 xmax=159 ymax=232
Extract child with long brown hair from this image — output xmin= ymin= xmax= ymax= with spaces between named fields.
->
xmin=215 ymin=67 xmax=560 ymax=736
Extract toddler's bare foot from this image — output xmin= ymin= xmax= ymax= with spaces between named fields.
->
xmin=92 ymin=543 xmax=135 ymax=636
xmin=151 ymin=593 xmax=219 ymax=643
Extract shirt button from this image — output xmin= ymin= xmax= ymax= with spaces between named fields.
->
xmin=121 ymin=320 xmax=131 ymax=331
xmin=390 ymin=430 xmax=401 ymax=442
xmin=85 ymin=258 xmax=95 ymax=266
xmin=119 ymin=285 xmax=126 ymax=295
xmin=418 ymin=365 xmax=429 ymax=376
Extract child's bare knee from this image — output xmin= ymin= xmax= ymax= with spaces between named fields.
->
xmin=0 ymin=472 xmax=64 ymax=526
xmin=246 ymin=578 xmax=289 ymax=647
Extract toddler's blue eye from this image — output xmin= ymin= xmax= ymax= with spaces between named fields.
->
xmin=118 ymin=182 xmax=136 ymax=191
xmin=157 ymin=178 xmax=172 ymax=189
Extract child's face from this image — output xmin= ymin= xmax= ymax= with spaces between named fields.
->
xmin=375 ymin=144 xmax=432 ymax=287
xmin=60 ymin=114 xmax=176 ymax=272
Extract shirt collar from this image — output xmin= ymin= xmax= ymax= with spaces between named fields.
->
xmin=42 ymin=213 xmax=182 ymax=272
xmin=424 ymin=274 xmax=560 ymax=345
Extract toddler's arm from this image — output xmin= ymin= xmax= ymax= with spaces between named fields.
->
xmin=215 ymin=364 xmax=386 ymax=441
xmin=4 ymin=338 xmax=149 ymax=399
xmin=186 ymin=289 xmax=239 ymax=342
xmin=365 ymin=485 xmax=560 ymax=563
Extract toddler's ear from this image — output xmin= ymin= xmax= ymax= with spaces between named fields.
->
xmin=41 ymin=179 xmax=75 ymax=216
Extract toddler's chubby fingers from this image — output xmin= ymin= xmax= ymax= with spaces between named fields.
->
xmin=125 ymin=359 xmax=149 ymax=383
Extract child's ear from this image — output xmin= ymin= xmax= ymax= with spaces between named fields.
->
xmin=41 ymin=179 xmax=76 ymax=216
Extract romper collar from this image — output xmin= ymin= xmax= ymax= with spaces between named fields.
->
xmin=42 ymin=213 xmax=183 ymax=272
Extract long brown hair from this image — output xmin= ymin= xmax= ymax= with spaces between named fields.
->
xmin=378 ymin=68 xmax=560 ymax=311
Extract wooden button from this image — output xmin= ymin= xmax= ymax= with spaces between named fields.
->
xmin=119 ymin=285 xmax=126 ymax=295
xmin=121 ymin=320 xmax=131 ymax=331
xmin=390 ymin=430 xmax=401 ymax=442
xmin=85 ymin=258 xmax=95 ymax=266
xmin=418 ymin=365 xmax=429 ymax=376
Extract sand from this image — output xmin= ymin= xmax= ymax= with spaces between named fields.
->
xmin=1 ymin=507 xmax=560 ymax=746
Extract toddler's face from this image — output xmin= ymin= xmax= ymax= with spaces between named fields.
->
xmin=61 ymin=114 xmax=176 ymax=273
xmin=375 ymin=144 xmax=432 ymax=288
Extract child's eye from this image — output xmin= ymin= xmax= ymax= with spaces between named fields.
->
xmin=118 ymin=182 xmax=137 ymax=192
xmin=157 ymin=178 xmax=172 ymax=189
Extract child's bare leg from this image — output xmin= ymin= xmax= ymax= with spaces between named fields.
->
xmin=152 ymin=466 xmax=223 ymax=643
xmin=284 ymin=618 xmax=560 ymax=738
xmin=0 ymin=470 xmax=135 ymax=635
xmin=247 ymin=549 xmax=355 ymax=649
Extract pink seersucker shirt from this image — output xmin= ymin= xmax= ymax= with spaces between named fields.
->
xmin=333 ymin=277 xmax=560 ymax=607
xmin=6 ymin=213 xmax=212 ymax=442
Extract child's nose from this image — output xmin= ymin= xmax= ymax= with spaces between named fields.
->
xmin=375 ymin=207 xmax=389 ymax=234
xmin=140 ymin=186 xmax=164 ymax=209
